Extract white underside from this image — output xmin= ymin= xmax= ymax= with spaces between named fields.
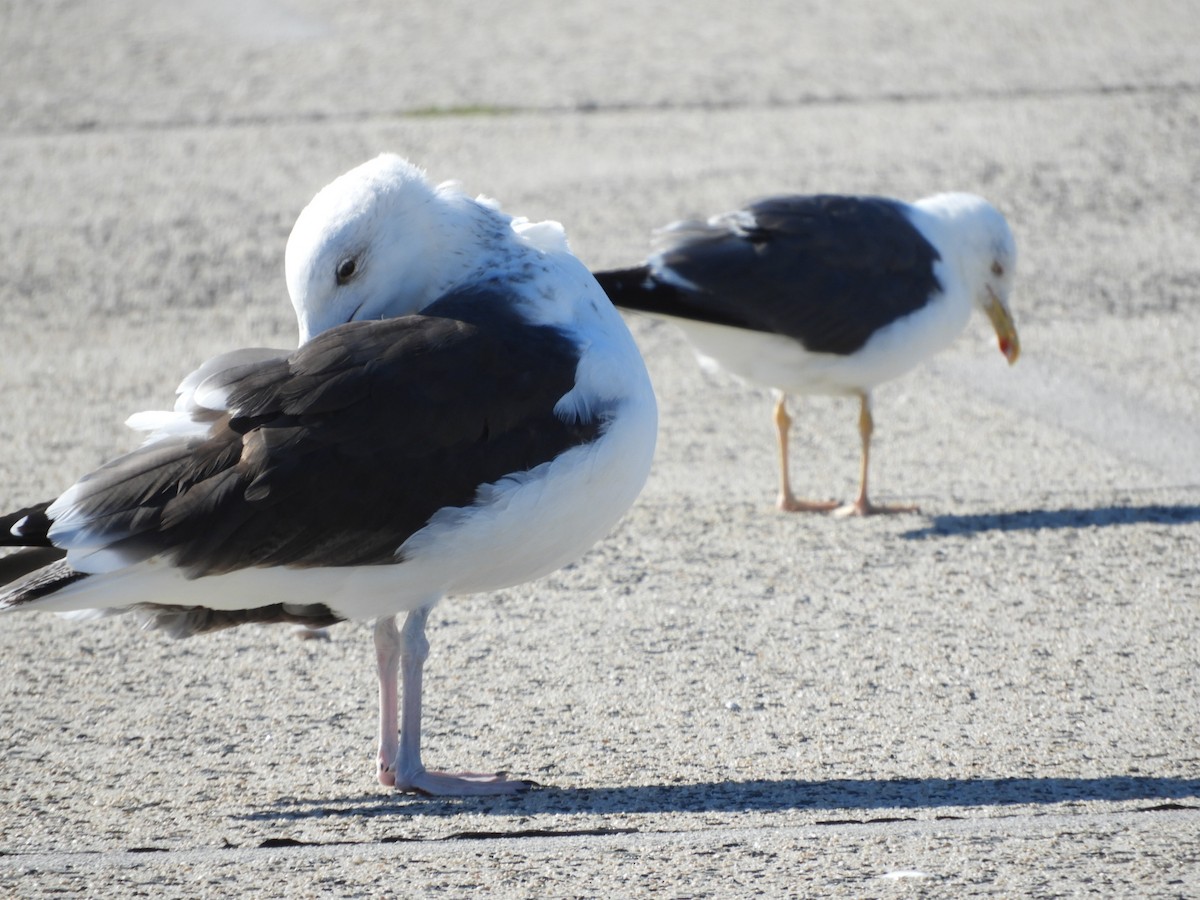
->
xmin=30 ymin=391 xmax=657 ymax=620
xmin=670 ymin=285 xmax=972 ymax=396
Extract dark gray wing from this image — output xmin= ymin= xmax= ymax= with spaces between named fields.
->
xmin=642 ymin=195 xmax=942 ymax=356
xmin=47 ymin=289 xmax=597 ymax=578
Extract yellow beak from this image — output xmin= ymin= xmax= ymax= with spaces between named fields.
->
xmin=984 ymin=287 xmax=1020 ymax=365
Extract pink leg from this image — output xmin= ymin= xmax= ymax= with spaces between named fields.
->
xmin=374 ymin=616 xmax=401 ymax=786
xmin=376 ymin=606 xmax=535 ymax=796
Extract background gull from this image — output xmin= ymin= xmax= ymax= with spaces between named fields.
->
xmin=594 ymin=193 xmax=1019 ymax=515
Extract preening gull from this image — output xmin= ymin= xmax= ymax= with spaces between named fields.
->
xmin=0 ymin=154 xmax=658 ymax=796
xmin=594 ymin=192 xmax=1018 ymax=515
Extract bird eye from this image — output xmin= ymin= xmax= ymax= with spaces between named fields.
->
xmin=991 ymin=261 xmax=1004 ymax=277
xmin=336 ymin=257 xmax=358 ymax=285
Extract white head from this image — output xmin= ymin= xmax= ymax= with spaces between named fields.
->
xmin=917 ymin=193 xmax=1020 ymax=364
xmin=285 ymin=154 xmax=487 ymax=343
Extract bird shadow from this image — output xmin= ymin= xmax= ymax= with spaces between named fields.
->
xmin=232 ymin=775 xmax=1200 ymax=825
xmin=901 ymin=503 xmax=1200 ymax=540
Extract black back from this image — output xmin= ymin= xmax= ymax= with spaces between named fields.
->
xmin=597 ymin=195 xmax=942 ymax=356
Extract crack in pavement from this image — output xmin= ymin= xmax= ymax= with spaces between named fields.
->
xmin=2 ymin=80 xmax=1198 ymax=140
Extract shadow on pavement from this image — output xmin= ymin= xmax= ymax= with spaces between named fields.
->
xmin=902 ymin=504 xmax=1200 ymax=540
xmin=236 ymin=775 xmax=1200 ymax=822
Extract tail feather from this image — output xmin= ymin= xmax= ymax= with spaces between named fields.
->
xmin=0 ymin=551 xmax=342 ymax=639
xmin=132 ymin=602 xmax=344 ymax=639
xmin=592 ymin=265 xmax=673 ymax=316
xmin=0 ymin=557 xmax=87 ymax=609
xmin=593 ymin=265 xmax=747 ymax=330
xmin=0 ymin=501 xmax=55 ymax=547
xmin=0 ymin=547 xmax=69 ymax=588
xmin=0 ymin=501 xmax=66 ymax=589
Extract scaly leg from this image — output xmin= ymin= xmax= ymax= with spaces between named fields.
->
xmin=375 ymin=606 xmax=534 ymax=796
xmin=774 ymin=393 xmax=838 ymax=513
xmin=374 ymin=615 xmax=402 ymax=786
xmin=836 ymin=392 xmax=919 ymax=517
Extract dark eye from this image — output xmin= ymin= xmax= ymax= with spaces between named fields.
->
xmin=991 ymin=261 xmax=1004 ymax=277
xmin=336 ymin=257 xmax=358 ymax=285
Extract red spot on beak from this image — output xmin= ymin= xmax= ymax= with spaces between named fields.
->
xmin=998 ymin=335 xmax=1019 ymax=365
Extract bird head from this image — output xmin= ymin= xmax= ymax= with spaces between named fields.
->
xmin=924 ymin=193 xmax=1020 ymax=365
xmin=285 ymin=154 xmax=476 ymax=344
xmin=978 ymin=208 xmax=1020 ymax=366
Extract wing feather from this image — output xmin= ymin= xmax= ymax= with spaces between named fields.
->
xmin=44 ymin=290 xmax=598 ymax=578
xmin=650 ymin=195 xmax=943 ymax=355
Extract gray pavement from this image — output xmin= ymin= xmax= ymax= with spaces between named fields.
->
xmin=1 ymin=2 xmax=1199 ymax=896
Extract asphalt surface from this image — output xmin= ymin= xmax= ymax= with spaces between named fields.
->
xmin=1 ymin=2 xmax=1198 ymax=896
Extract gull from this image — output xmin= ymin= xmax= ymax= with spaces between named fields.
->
xmin=1 ymin=154 xmax=658 ymax=795
xmin=594 ymin=192 xmax=1018 ymax=515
